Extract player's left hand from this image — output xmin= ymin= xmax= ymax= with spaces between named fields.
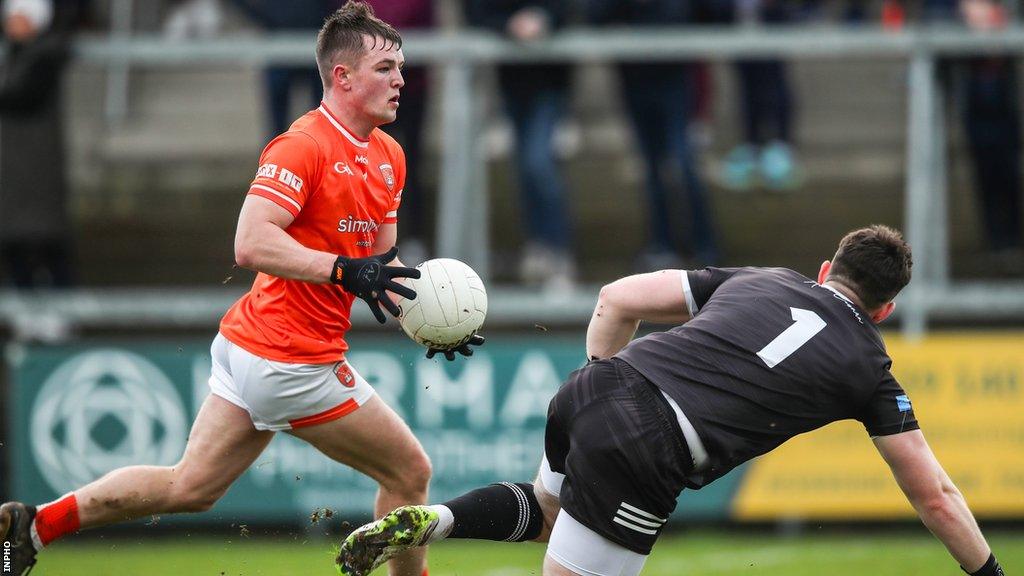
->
xmin=426 ymin=334 xmax=485 ymax=361
xmin=332 ymin=246 xmax=420 ymax=323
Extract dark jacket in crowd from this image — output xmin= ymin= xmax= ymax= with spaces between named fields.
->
xmin=586 ymin=0 xmax=692 ymax=25
xmin=0 ymin=31 xmax=71 ymax=242
xmin=464 ymin=0 xmax=572 ymax=97
xmin=230 ymin=0 xmax=329 ymax=29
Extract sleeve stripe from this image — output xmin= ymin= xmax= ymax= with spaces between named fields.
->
xmin=385 ymin=210 xmax=397 ymax=218
xmin=680 ymin=270 xmax=699 ymax=316
xmin=250 ymin=184 xmax=302 ymax=214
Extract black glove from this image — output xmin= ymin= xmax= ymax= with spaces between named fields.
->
xmin=426 ymin=334 xmax=485 ymax=361
xmin=331 ymin=246 xmax=420 ymax=324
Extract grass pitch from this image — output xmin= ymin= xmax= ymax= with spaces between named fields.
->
xmin=36 ymin=530 xmax=1022 ymax=575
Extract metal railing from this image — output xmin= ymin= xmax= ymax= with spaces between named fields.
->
xmin=4 ymin=26 xmax=1024 ymax=334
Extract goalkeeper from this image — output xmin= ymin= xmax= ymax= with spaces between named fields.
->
xmin=338 ymin=226 xmax=1004 ymax=576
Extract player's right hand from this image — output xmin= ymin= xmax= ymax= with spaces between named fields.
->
xmin=426 ymin=334 xmax=485 ymax=361
xmin=331 ymin=246 xmax=420 ymax=323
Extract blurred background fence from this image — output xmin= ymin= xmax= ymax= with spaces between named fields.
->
xmin=4 ymin=16 xmax=1024 ymax=333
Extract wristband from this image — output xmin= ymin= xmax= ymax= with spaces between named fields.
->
xmin=330 ymin=256 xmax=349 ymax=285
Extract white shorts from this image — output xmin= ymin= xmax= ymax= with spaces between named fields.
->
xmin=538 ymin=456 xmax=649 ymax=576
xmin=547 ymin=510 xmax=649 ymax=576
xmin=208 ymin=333 xmax=375 ymax=431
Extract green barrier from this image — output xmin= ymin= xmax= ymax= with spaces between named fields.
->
xmin=6 ymin=336 xmax=741 ymax=524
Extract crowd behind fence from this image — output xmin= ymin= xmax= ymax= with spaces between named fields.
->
xmin=1 ymin=2 xmax=1024 ymax=336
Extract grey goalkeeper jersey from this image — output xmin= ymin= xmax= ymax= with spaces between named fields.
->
xmin=617 ymin=267 xmax=919 ymax=488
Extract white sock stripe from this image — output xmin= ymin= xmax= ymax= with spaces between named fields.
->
xmin=30 ymin=492 xmax=75 ymax=551
xmin=514 ymin=483 xmax=530 ymax=541
xmin=619 ymin=502 xmax=666 ymax=523
xmin=501 ymin=482 xmax=528 ymax=542
xmin=615 ymin=510 xmax=663 ymax=528
xmin=505 ymin=483 xmax=521 ymax=542
xmin=29 ymin=522 xmax=44 ymax=551
xmin=498 ymin=483 xmax=517 ymax=541
xmin=511 ymin=483 xmax=528 ymax=542
xmin=612 ymin=516 xmax=659 ymax=535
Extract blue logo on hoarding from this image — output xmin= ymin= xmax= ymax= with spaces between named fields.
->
xmin=896 ymin=394 xmax=912 ymax=413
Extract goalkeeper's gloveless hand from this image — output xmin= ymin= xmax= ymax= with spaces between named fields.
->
xmin=426 ymin=334 xmax=486 ymax=361
xmin=331 ymin=246 xmax=420 ymax=324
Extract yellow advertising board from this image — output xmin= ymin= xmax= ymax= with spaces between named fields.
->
xmin=732 ymin=332 xmax=1024 ymax=520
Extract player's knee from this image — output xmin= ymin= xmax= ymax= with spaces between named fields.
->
xmin=178 ymin=493 xmax=219 ymax=513
xmin=403 ymin=451 xmax=433 ymax=493
xmin=384 ymin=451 xmax=432 ymax=497
xmin=532 ymin=482 xmax=560 ymax=543
xmin=167 ymin=472 xmax=226 ymax=513
xmin=167 ymin=485 xmax=221 ymax=513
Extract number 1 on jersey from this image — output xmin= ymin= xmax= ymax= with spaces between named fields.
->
xmin=757 ymin=307 xmax=826 ymax=368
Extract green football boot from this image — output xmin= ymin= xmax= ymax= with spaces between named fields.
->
xmin=336 ymin=505 xmax=439 ymax=576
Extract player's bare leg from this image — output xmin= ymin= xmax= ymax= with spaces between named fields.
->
xmin=543 ymin=553 xmax=582 ymax=576
xmin=531 ymin=473 xmax=561 ymax=543
xmin=289 ymin=394 xmax=431 ymax=576
xmin=534 ymin=466 xmax=582 ymax=575
xmin=75 ymin=394 xmax=274 ymax=527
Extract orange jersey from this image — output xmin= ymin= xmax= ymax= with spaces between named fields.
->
xmin=220 ymin=104 xmax=406 ymax=363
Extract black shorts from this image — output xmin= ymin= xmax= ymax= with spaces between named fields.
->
xmin=545 ymin=357 xmax=693 ymax=555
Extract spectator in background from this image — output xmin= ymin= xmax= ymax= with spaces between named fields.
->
xmin=0 ymin=0 xmax=74 ymax=288
xmin=891 ymin=0 xmax=1023 ymax=274
xmin=587 ymin=0 xmax=720 ymax=270
xmin=230 ymin=0 xmax=326 ymax=138
xmin=719 ymin=0 xmax=800 ymax=191
xmin=945 ymin=0 xmax=1022 ymax=273
xmin=366 ymin=0 xmax=434 ymax=266
xmin=163 ymin=0 xmax=223 ymax=40
xmin=465 ymin=0 xmax=577 ymax=290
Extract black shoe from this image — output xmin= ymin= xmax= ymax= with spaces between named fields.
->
xmin=1 ymin=502 xmax=39 ymax=576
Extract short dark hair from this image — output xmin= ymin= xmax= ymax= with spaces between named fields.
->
xmin=316 ymin=1 xmax=402 ymax=90
xmin=827 ymin=225 xmax=913 ymax=311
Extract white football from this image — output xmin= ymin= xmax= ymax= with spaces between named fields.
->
xmin=398 ymin=258 xmax=487 ymax=350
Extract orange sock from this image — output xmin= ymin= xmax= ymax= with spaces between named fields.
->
xmin=31 ymin=493 xmax=80 ymax=549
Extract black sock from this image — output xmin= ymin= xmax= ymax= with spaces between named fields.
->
xmin=443 ymin=482 xmax=543 ymax=542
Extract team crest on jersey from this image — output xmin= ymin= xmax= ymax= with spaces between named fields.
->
xmin=333 ymin=362 xmax=355 ymax=388
xmin=379 ymin=163 xmax=395 ymax=191
xmin=896 ymin=394 xmax=912 ymax=412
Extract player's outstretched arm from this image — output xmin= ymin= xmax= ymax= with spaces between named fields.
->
xmin=586 ymin=270 xmax=692 ymax=359
xmin=873 ymin=430 xmax=1004 ymax=575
